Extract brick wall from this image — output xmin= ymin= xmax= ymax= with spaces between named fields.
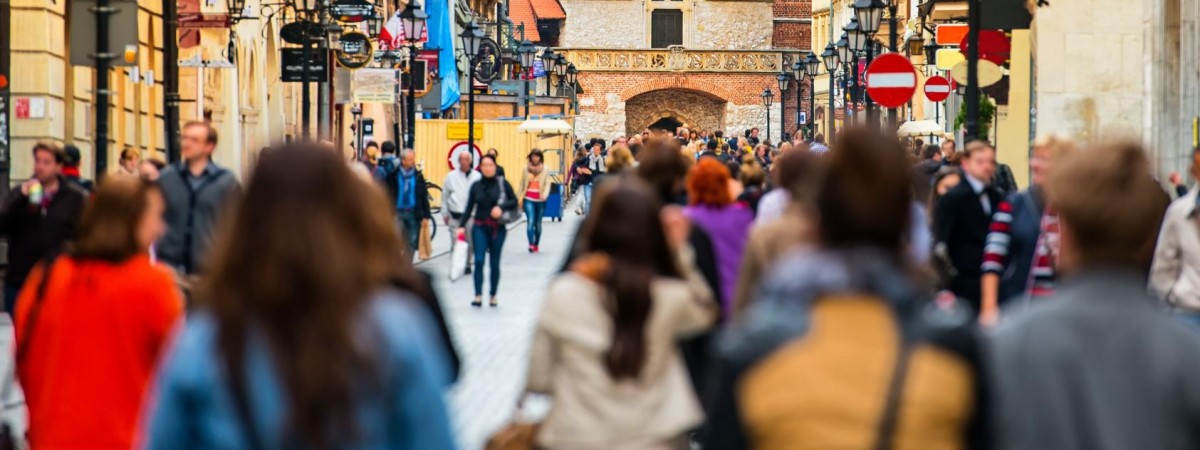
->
xmin=773 ymin=22 xmax=812 ymax=50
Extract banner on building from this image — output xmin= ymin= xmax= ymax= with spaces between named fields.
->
xmin=352 ymin=68 xmax=398 ymax=104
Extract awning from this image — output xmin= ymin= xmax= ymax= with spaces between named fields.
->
xmin=897 ymin=120 xmax=947 ymax=137
xmin=518 ymin=119 xmax=574 ymax=135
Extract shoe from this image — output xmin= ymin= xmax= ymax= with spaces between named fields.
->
xmin=529 ymin=245 xmax=535 ymax=253
xmin=465 ymin=266 xmax=472 ymax=275
xmin=533 ymin=245 xmax=539 ymax=253
xmin=471 ymin=297 xmax=482 ymax=307
xmin=489 ymin=297 xmax=498 ymax=307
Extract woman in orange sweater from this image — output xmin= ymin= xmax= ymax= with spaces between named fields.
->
xmin=15 ymin=176 xmax=183 ymax=450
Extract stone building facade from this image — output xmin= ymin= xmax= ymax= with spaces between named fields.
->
xmin=1031 ymin=0 xmax=1200 ymax=178
xmin=558 ymin=0 xmax=810 ymax=142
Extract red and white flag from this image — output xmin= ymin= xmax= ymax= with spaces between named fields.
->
xmin=378 ymin=10 xmax=428 ymax=50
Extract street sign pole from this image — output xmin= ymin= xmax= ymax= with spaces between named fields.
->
xmin=94 ymin=0 xmax=116 ymax=177
xmin=317 ymin=0 xmax=331 ymax=141
xmin=163 ymin=0 xmax=181 ymax=163
xmin=302 ymin=26 xmax=312 ymax=139
xmin=0 ymin=0 xmax=10 ymax=198
xmin=965 ymin=0 xmax=981 ymax=141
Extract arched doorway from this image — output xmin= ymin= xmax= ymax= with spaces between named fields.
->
xmin=648 ymin=117 xmax=683 ymax=133
xmin=624 ymin=89 xmax=727 ymax=136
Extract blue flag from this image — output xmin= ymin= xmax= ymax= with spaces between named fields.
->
xmin=425 ymin=0 xmax=460 ymax=111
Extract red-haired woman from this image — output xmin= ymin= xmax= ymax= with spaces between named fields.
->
xmin=683 ymin=158 xmax=755 ymax=317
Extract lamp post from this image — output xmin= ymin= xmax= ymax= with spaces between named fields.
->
xmin=804 ymin=52 xmax=820 ymax=138
xmin=540 ymin=48 xmax=557 ymax=96
xmin=459 ymin=20 xmax=485 ymax=152
xmin=855 ymin=0 xmax=896 ymax=128
xmin=836 ymin=33 xmax=855 ymax=123
xmin=821 ymin=42 xmax=840 ymax=140
xmin=965 ymin=0 xmax=981 ymax=140
xmin=290 ymin=0 xmax=321 ymax=139
xmin=791 ymin=60 xmax=803 ymax=139
xmin=845 ymin=17 xmax=874 ymax=126
xmin=399 ymin=1 xmax=427 ymax=149
xmin=351 ymin=104 xmax=363 ymax=159
xmin=518 ymin=40 xmax=537 ymax=119
xmin=777 ymin=71 xmax=789 ymax=142
xmin=554 ymin=54 xmax=568 ymax=95
xmin=761 ymin=88 xmax=774 ymax=143
xmin=565 ymin=63 xmax=579 ymax=114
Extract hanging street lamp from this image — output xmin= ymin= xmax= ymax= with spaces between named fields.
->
xmin=459 ymin=20 xmax=485 ymax=152
xmin=761 ymin=88 xmax=774 ymax=144
xmin=517 ymin=40 xmax=537 ymax=119
xmin=398 ymin=0 xmax=427 ymax=149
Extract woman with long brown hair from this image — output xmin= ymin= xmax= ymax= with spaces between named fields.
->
xmin=142 ymin=142 xmax=456 ymax=449
xmin=525 ymin=182 xmax=716 ymax=449
xmin=16 ymin=176 xmax=182 ymax=449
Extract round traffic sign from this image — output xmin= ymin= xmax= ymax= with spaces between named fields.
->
xmin=447 ymin=141 xmax=482 ymax=170
xmin=924 ymin=75 xmax=951 ymax=102
xmin=864 ymin=53 xmax=918 ymax=109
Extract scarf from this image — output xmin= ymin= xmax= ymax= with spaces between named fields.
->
xmin=528 ymin=163 xmax=544 ymax=175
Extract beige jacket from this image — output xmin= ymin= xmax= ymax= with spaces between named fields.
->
xmin=518 ymin=164 xmax=551 ymax=203
xmin=526 ymin=251 xmax=716 ymax=449
xmin=733 ymin=210 xmax=815 ymax=317
xmin=1150 ymin=189 xmax=1200 ymax=310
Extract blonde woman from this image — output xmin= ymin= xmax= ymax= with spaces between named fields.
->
xmin=979 ymin=134 xmax=1076 ymax=325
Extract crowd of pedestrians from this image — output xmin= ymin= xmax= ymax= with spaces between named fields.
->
xmin=3 ymin=119 xmax=1200 ymax=450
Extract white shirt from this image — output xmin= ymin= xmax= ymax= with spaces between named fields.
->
xmin=964 ymin=173 xmax=991 ymax=215
xmin=442 ymin=168 xmax=481 ymax=216
xmin=755 ymin=188 xmax=791 ymax=224
xmin=1150 ymin=189 xmax=1200 ymax=311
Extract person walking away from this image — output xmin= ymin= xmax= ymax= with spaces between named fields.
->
xmin=735 ymin=156 xmax=766 ymax=214
xmin=142 ymin=143 xmax=456 ymax=449
xmin=705 ymin=128 xmax=990 ymax=450
xmin=605 ymin=145 xmax=636 ymax=175
xmin=386 ymin=149 xmax=434 ymax=253
xmin=912 ymin=144 xmax=943 ymax=203
xmin=157 ymin=121 xmax=241 ymax=280
xmin=1151 ymin=145 xmax=1200 ymax=328
xmin=683 ymin=158 xmax=754 ymax=318
xmin=117 ymin=147 xmax=140 ymax=176
xmin=60 ymin=146 xmax=94 ymax=192
xmin=372 ymin=141 xmax=400 ymax=183
xmin=444 ymin=151 xmax=481 ymax=271
xmin=519 ymin=149 xmax=550 ymax=253
xmin=580 ymin=143 xmax=606 ymax=214
xmin=733 ymin=151 xmax=821 ymax=316
xmin=523 ymin=182 xmax=716 ymax=449
xmin=979 ymin=135 xmax=1075 ymax=326
xmin=0 ymin=143 xmax=87 ymax=314
xmin=992 ymin=141 xmax=1199 ymax=450
xmin=934 ymin=140 xmax=1002 ymax=312
xmin=457 ymin=155 xmax=518 ymax=307
xmin=808 ymin=134 xmax=830 ymax=155
xmin=17 ymin=177 xmax=183 ymax=450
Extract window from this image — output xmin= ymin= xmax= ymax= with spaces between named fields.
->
xmin=650 ymin=9 xmax=683 ymax=48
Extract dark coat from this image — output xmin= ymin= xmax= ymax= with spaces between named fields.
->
xmin=0 ymin=177 xmax=87 ymax=288
xmin=934 ymin=179 xmax=1004 ymax=307
xmin=385 ymin=166 xmax=433 ymax=220
xmin=157 ymin=163 xmax=241 ymax=275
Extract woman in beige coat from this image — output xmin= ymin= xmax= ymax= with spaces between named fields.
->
xmin=525 ymin=182 xmax=716 ymax=450
xmin=517 ymin=149 xmax=552 ymax=252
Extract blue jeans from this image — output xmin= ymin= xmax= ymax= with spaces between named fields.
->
xmin=472 ymin=223 xmax=507 ymax=297
xmin=582 ymin=183 xmax=595 ymax=214
xmin=524 ymin=200 xmax=546 ymax=246
xmin=398 ymin=209 xmax=421 ymax=254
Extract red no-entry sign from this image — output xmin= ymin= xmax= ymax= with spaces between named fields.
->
xmin=924 ymin=75 xmax=952 ymax=102
xmin=865 ymin=53 xmax=917 ymax=109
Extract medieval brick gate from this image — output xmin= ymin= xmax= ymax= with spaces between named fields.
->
xmin=562 ymin=48 xmax=811 ymax=143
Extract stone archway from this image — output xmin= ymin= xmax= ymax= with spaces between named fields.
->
xmin=624 ymin=89 xmax=727 ymax=136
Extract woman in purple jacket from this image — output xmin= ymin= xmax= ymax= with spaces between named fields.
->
xmin=683 ymin=158 xmax=755 ymax=318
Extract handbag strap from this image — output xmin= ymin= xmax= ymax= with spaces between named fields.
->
xmin=873 ymin=342 xmax=914 ymax=450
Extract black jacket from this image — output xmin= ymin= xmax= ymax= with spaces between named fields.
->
xmin=457 ymin=176 xmax=517 ymax=227
xmin=0 ymin=177 xmax=87 ymax=287
xmin=933 ymin=179 xmax=1004 ymax=306
xmin=385 ymin=166 xmax=432 ymax=220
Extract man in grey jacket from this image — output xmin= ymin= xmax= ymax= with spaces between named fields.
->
xmin=991 ymin=142 xmax=1200 ymax=450
xmin=157 ymin=121 xmax=241 ymax=276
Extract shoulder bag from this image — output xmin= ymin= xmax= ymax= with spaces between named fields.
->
xmin=496 ymin=177 xmax=523 ymax=225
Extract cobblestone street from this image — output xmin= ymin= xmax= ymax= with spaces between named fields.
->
xmin=418 ymin=214 xmax=580 ymax=450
